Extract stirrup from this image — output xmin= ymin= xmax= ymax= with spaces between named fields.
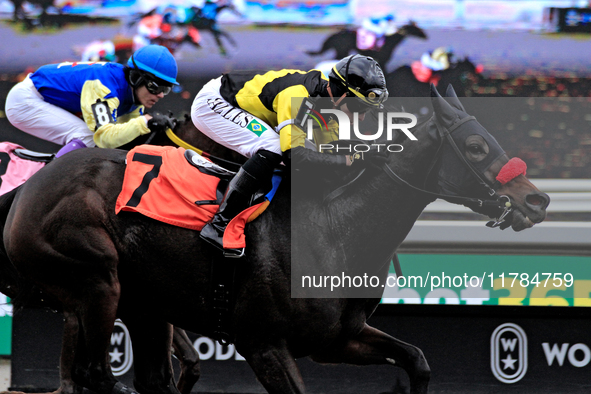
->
xmin=202 ymin=238 xmax=245 ymax=258
xmin=200 ymin=224 xmax=246 ymax=258
xmin=223 ymin=247 xmax=245 ymax=259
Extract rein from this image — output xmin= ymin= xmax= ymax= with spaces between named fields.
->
xmin=382 ymin=162 xmax=511 ymax=226
xmin=379 ymin=115 xmax=517 ymax=228
xmin=321 ymin=116 xmax=518 ymax=228
xmin=164 ymin=127 xmax=242 ymax=171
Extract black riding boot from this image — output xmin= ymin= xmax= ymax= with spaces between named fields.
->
xmin=200 ymin=150 xmax=281 ymax=257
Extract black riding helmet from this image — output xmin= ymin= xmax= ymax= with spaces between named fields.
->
xmin=328 ymin=54 xmax=389 ymax=112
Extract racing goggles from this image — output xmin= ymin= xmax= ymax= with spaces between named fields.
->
xmin=144 ymin=78 xmax=172 ymax=96
xmin=332 ymin=66 xmax=389 ymax=109
xmin=347 ymin=87 xmax=388 ymax=110
xmin=130 ymin=55 xmax=172 ymax=96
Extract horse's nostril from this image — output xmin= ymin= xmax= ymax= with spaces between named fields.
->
xmin=526 ymin=193 xmax=549 ymax=208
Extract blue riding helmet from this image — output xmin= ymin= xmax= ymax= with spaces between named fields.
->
xmin=127 ymin=45 xmax=179 ymax=85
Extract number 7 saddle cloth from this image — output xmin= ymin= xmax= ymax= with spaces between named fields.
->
xmin=115 ymin=145 xmax=278 ymax=250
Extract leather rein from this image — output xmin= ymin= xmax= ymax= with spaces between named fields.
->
xmin=323 ymin=116 xmax=513 ymax=228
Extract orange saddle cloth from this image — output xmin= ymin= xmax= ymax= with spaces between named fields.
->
xmin=115 ymin=145 xmax=269 ymax=249
xmin=115 ymin=145 xmax=222 ymax=230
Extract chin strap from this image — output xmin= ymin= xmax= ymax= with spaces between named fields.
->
xmin=486 ymin=158 xmax=527 ymax=228
xmin=485 ymin=195 xmax=513 ymax=229
xmin=382 ymin=161 xmax=514 ymax=229
xmin=327 ymin=85 xmax=347 ymax=108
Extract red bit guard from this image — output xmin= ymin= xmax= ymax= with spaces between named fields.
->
xmin=496 ymin=157 xmax=527 ymax=185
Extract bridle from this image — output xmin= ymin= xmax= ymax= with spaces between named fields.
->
xmin=381 ymin=115 xmax=514 ymax=228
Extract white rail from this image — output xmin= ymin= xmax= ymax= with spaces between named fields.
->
xmin=399 ymin=221 xmax=591 ymax=256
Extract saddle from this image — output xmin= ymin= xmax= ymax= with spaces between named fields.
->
xmin=13 ymin=148 xmax=55 ymax=163
xmin=116 ymin=145 xmax=281 ymax=238
xmin=184 ymin=148 xmax=235 ymax=179
xmin=184 ymin=149 xmax=283 ymax=344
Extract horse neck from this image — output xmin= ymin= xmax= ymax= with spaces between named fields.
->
xmin=172 ymin=120 xmax=213 ymax=151
xmin=384 ymin=33 xmax=405 ymax=50
xmin=172 ymin=120 xmax=246 ymax=166
xmin=326 ymin=118 xmax=441 ymax=264
xmin=440 ymin=63 xmax=470 ymax=89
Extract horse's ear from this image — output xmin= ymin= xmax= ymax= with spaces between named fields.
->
xmin=431 ymin=84 xmax=459 ymax=126
xmin=430 ymin=83 xmax=440 ymax=98
xmin=445 ymin=84 xmax=466 ymax=112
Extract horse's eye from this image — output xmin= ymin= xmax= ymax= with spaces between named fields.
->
xmin=468 ymin=144 xmax=484 ymax=155
xmin=465 ymin=135 xmax=489 ymax=162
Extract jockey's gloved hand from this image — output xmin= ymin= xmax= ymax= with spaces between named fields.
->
xmin=350 ymin=146 xmax=388 ymax=169
xmin=147 ymin=113 xmax=176 ymax=134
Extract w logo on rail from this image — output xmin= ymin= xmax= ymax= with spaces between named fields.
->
xmin=109 ymin=319 xmax=134 ymax=377
xmin=490 ymin=323 xmax=528 ymax=384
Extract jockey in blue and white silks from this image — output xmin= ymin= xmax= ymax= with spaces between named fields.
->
xmin=5 ymin=45 xmax=178 ymax=156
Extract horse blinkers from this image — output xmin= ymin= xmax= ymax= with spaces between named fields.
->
xmin=434 ymin=115 xmax=511 ymax=221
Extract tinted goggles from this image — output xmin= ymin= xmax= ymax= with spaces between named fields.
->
xmin=348 ymin=87 xmax=388 ymax=108
xmin=145 ymin=78 xmax=172 ymax=96
xmin=129 ymin=56 xmax=172 ymax=96
xmin=364 ymin=87 xmax=389 ymax=106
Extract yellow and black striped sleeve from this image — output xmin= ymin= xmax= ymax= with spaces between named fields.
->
xmin=220 ymin=69 xmax=329 ymax=151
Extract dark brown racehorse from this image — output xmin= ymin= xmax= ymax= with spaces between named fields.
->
xmin=387 ymin=57 xmax=482 ymax=98
xmin=306 ymin=22 xmax=428 ymax=70
xmin=1 ymin=86 xmax=549 ymax=394
xmin=0 ymin=118 xmax=242 ymax=394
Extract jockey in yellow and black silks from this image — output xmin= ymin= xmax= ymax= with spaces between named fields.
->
xmin=191 ymin=54 xmax=389 ymax=256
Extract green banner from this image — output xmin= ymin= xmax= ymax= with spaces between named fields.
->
xmin=0 ymin=295 xmax=12 ymax=355
xmin=383 ymin=254 xmax=591 ymax=307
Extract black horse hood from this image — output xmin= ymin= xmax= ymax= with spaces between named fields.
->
xmin=431 ymin=86 xmax=505 ymax=196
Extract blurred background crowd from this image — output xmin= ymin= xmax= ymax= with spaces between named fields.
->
xmin=0 ymin=0 xmax=590 ymax=179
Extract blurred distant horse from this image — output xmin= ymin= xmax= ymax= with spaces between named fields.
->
xmin=10 ymin=0 xmax=55 ymax=26
xmin=306 ymin=22 xmax=427 ymax=70
xmin=387 ymin=57 xmax=482 ymax=97
xmin=131 ymin=1 xmax=241 ymax=56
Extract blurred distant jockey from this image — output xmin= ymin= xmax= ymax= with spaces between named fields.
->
xmin=420 ymin=47 xmax=453 ymax=71
xmin=193 ymin=0 xmax=243 ymax=56
xmin=357 ymin=14 xmax=396 ymax=51
xmin=133 ymin=5 xmax=200 ymax=52
xmin=411 ymin=47 xmax=454 ymax=84
xmin=81 ymin=40 xmax=117 ymax=62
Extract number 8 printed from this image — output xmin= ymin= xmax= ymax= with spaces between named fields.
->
xmin=92 ymin=100 xmax=113 ymax=129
